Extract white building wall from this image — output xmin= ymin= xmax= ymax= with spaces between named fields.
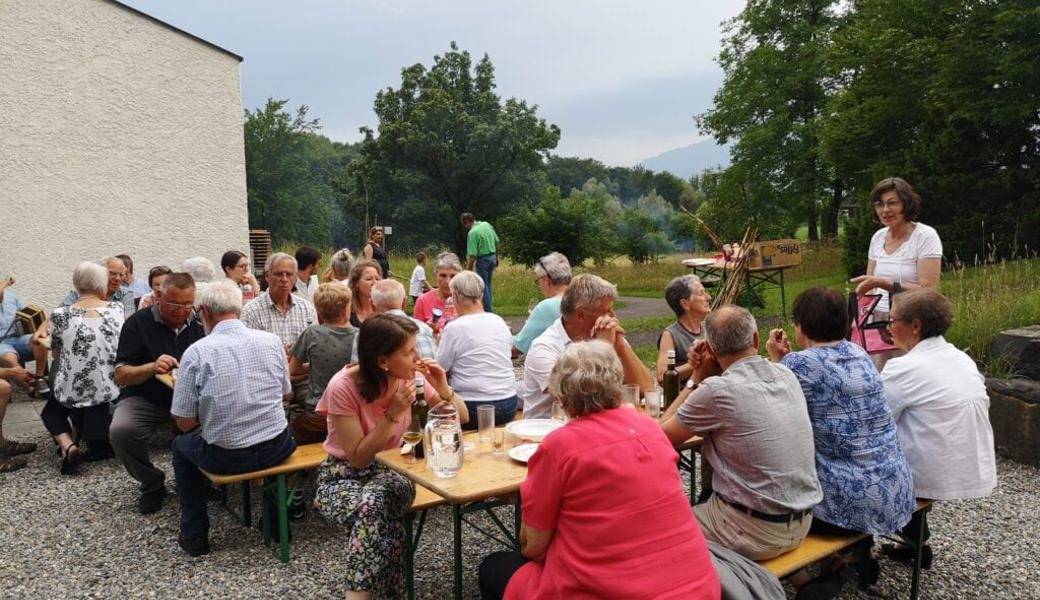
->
xmin=0 ymin=0 xmax=248 ymax=310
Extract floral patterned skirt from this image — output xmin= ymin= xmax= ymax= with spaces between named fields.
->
xmin=315 ymin=455 xmax=415 ymax=598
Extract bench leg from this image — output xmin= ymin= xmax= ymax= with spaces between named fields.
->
xmin=276 ymin=474 xmax=290 ymax=563
xmin=512 ymin=496 xmax=522 ymax=552
xmin=453 ymin=505 xmax=464 ymax=600
xmin=241 ymin=481 xmax=251 ymax=527
xmin=909 ymin=510 xmax=928 ymax=600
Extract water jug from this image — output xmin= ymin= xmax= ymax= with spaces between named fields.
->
xmin=425 ymin=402 xmax=463 ymax=478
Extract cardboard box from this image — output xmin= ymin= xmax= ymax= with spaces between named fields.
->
xmin=750 ymin=239 xmax=802 ymax=268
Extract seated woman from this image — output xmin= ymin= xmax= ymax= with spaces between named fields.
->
xmin=767 ymin=287 xmax=916 ymax=596
xmin=657 ymin=274 xmax=711 ymax=386
xmin=137 ymin=265 xmax=171 ymax=310
xmin=348 ymin=259 xmax=382 ymax=328
xmin=289 ymin=282 xmax=356 ymax=444
xmin=436 ymin=271 xmax=518 ymax=428
xmin=412 ymin=252 xmax=462 ymax=332
xmin=220 ymin=250 xmax=260 ymax=301
xmin=40 ymin=262 xmax=125 ymax=474
xmin=478 ymin=340 xmax=720 ymax=600
xmin=321 ymin=248 xmax=354 ymax=284
xmin=880 ymin=289 xmax=997 ymax=567
xmin=513 ymin=252 xmax=571 ymax=356
xmin=314 ymin=314 xmax=468 ymax=599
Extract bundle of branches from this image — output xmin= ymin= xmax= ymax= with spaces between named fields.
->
xmin=679 ymin=207 xmax=725 ymax=252
xmin=711 ymin=227 xmax=759 ymax=310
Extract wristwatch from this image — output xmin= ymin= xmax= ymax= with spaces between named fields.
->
xmin=685 ymin=378 xmax=698 ymax=390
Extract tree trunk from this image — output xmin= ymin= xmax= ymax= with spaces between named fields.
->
xmin=824 ymin=178 xmax=843 ymax=239
xmin=806 ymin=198 xmax=819 ymax=242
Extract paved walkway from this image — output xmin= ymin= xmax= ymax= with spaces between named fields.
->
xmin=3 ymin=390 xmax=45 ymax=440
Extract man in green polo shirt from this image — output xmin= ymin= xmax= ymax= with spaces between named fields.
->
xmin=461 ymin=212 xmax=499 ymax=312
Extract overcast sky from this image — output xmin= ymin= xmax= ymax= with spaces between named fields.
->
xmin=122 ymin=0 xmax=745 ymax=166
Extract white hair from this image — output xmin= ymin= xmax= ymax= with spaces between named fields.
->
xmin=73 ymin=261 xmax=108 ymax=297
xmin=534 ymin=252 xmax=572 ymax=285
xmin=371 ymin=279 xmax=406 ymax=311
xmin=704 ymin=305 xmax=758 ymax=356
xmin=434 ymin=251 xmax=463 ymax=273
xmin=561 ymin=274 xmax=617 ymax=316
xmin=181 ymin=256 xmax=217 ymax=283
xmin=449 ymin=270 xmax=484 ymax=302
xmin=265 ymin=252 xmax=297 ymax=273
xmin=197 ymin=279 xmax=243 ymax=316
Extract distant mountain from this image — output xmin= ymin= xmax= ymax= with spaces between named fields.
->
xmin=638 ymin=140 xmax=730 ymax=180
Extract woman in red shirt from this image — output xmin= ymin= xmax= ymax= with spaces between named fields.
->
xmin=479 ymin=340 xmax=721 ymax=600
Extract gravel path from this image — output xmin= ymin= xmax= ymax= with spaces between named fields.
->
xmin=2 ymin=423 xmax=1037 ymax=599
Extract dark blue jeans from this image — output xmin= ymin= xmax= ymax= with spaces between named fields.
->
xmin=475 ymin=254 xmax=497 ymax=312
xmin=172 ymin=428 xmax=296 ymax=537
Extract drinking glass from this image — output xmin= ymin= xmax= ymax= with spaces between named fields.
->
xmin=492 ymin=429 xmax=505 ymax=455
xmin=402 ymin=429 xmax=423 ymax=464
xmin=551 ymin=400 xmax=569 ymax=424
xmin=623 ymin=384 xmax=640 ymax=408
xmin=478 ymin=405 xmax=495 ymax=444
xmin=645 ymin=388 xmax=662 ymax=418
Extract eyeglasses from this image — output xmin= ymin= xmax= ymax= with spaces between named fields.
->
xmin=269 ymin=271 xmax=295 ymax=279
xmin=161 ymin=300 xmax=195 ymax=311
xmin=871 ymin=199 xmax=902 ymax=209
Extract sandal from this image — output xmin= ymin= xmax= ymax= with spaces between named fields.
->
xmin=0 ymin=439 xmax=38 ymax=457
xmin=60 ymin=443 xmax=82 ymax=475
xmin=0 ymin=456 xmax=28 ymax=473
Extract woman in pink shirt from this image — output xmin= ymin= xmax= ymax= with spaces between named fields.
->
xmin=315 ymin=313 xmax=469 ymax=600
xmin=479 ymin=341 xmax=721 ymax=600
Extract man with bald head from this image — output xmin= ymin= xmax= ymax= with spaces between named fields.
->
xmin=660 ymin=305 xmax=821 ymax=561
xmin=367 ymin=278 xmax=436 ymax=359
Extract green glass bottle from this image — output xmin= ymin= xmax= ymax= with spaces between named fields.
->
xmin=662 ymin=350 xmax=680 ymax=411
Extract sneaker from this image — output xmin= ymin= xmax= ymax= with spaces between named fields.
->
xmin=178 ymin=532 xmax=211 ymax=557
xmin=31 ymin=379 xmax=51 ymax=399
xmin=138 ymin=486 xmax=167 ymax=515
xmin=0 ymin=439 xmax=37 ymax=457
xmin=0 ymin=456 xmax=28 ymax=473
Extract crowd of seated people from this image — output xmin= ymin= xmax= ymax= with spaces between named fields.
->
xmin=0 ymin=243 xmax=999 ymax=600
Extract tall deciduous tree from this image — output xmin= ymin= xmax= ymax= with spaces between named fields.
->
xmin=697 ymin=0 xmax=842 ymax=241
xmin=352 ymin=42 xmax=560 ymax=252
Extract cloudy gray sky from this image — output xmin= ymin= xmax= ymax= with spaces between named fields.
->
xmin=122 ymin=0 xmax=745 ymax=166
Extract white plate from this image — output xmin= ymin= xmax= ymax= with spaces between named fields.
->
xmin=505 ymin=418 xmax=562 ymax=442
xmin=683 ymin=258 xmax=716 ymax=267
xmin=508 ymin=443 xmax=539 ymax=464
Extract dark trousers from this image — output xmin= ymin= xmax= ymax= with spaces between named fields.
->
xmin=478 ymin=551 xmax=528 ymax=600
xmin=475 ymin=254 xmax=497 ymax=312
xmin=40 ymin=398 xmax=111 ymax=446
xmin=461 ymin=396 xmax=518 ymax=431
xmin=172 ymin=428 xmax=296 ymax=537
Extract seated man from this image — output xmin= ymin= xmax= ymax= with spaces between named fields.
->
xmin=171 ymin=280 xmax=296 ymax=556
xmin=518 ymin=274 xmax=654 ymax=419
xmin=661 ymin=305 xmax=822 ymax=561
xmin=110 ymin=272 xmax=205 ymax=514
xmin=365 ymin=279 xmax=436 ymax=359
xmin=0 ymin=275 xmax=49 ymax=396
xmin=1 ymin=365 xmax=37 ymax=472
xmin=63 ymin=256 xmax=136 ymax=317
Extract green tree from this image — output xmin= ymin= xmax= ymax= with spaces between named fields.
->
xmin=351 ymin=42 xmax=561 ymax=252
xmin=498 ymin=185 xmax=615 ymax=267
xmin=697 ymin=0 xmax=843 ymax=241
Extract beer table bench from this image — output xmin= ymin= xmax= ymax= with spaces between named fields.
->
xmin=377 ymin=429 xmax=528 ymax=600
xmin=757 ymin=500 xmax=933 ymax=600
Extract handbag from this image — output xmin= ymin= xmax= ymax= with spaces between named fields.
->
xmin=848 ymin=293 xmax=897 ymax=355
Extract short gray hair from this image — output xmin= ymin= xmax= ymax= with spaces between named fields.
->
xmin=449 ymin=270 xmax=484 ymax=302
xmin=265 ymin=252 xmax=297 ymax=273
xmin=181 ymin=256 xmax=217 ymax=283
xmin=434 ymin=251 xmax=463 ymax=273
xmin=549 ymin=340 xmax=623 ymax=417
xmin=704 ymin=305 xmax=758 ymax=357
xmin=197 ymin=279 xmax=243 ymax=316
xmin=533 ymin=252 xmax=572 ymax=285
xmin=561 ymin=274 xmax=617 ymax=316
xmin=73 ymin=261 xmax=108 ymax=297
xmin=891 ymin=289 xmax=953 ymax=339
xmin=664 ymin=274 xmax=703 ymax=317
xmin=371 ymin=279 xmax=406 ymax=311
xmin=330 ymin=248 xmax=354 ymax=279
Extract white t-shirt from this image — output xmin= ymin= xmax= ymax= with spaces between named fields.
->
xmin=409 ymin=265 xmax=427 ymax=297
xmin=517 ymin=318 xmax=571 ymax=419
xmin=882 ymin=336 xmax=996 ymax=500
xmin=292 ymin=274 xmax=320 ymax=303
xmin=435 ymin=312 xmax=516 ymax=402
xmin=868 ymin=222 xmax=942 ymax=312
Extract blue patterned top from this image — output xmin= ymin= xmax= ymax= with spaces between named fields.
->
xmin=782 ymin=341 xmax=916 ymax=535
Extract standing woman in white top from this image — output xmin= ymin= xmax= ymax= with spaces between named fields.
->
xmin=435 ymin=271 xmax=518 ymax=428
xmin=850 ymin=177 xmax=943 ymax=315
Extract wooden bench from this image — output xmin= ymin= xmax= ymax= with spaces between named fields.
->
xmin=757 ymin=500 xmax=933 ymax=600
xmin=202 ymin=442 xmax=449 ymax=568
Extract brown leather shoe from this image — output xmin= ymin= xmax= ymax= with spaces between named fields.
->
xmin=0 ymin=456 xmax=28 ymax=473
xmin=0 ymin=439 xmax=37 ymax=457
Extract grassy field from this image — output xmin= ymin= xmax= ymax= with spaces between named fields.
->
xmin=277 ymin=242 xmax=1040 ymax=375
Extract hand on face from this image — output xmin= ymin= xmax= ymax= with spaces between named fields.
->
xmin=390 ymin=379 xmax=416 ymax=417
xmin=689 ymin=339 xmax=721 ymax=382
xmin=416 ymin=358 xmax=449 ymax=395
xmin=590 ymin=315 xmax=625 ymax=345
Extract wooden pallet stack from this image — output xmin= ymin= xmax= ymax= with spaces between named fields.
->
xmin=249 ymin=230 xmax=272 ymax=276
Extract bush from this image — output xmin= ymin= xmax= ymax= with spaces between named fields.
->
xmin=498 ymin=188 xmax=614 ymax=266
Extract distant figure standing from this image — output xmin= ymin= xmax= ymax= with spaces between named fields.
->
xmin=363 ymin=226 xmax=391 ymax=279
xmin=408 ymin=252 xmax=430 ymax=305
xmin=461 ymin=212 xmax=499 ymax=312
xmin=116 ymin=254 xmax=151 ymax=299
xmin=294 ymin=246 xmax=322 ymax=302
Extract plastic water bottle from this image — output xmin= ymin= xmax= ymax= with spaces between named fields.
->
xmin=425 ymin=403 xmax=463 ymax=478
xmin=242 ymin=284 xmax=255 ymax=302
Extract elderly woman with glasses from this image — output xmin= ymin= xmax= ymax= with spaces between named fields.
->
xmin=878 ymin=289 xmax=996 ymax=568
xmin=478 ymin=340 xmax=720 ymax=600
xmin=436 ymin=271 xmax=519 ymax=427
xmin=412 ymin=251 xmax=463 ymax=332
xmin=512 ymin=252 xmax=571 ymax=356
xmin=850 ymin=177 xmax=943 ymax=316
xmin=657 ymin=274 xmax=712 ymax=386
